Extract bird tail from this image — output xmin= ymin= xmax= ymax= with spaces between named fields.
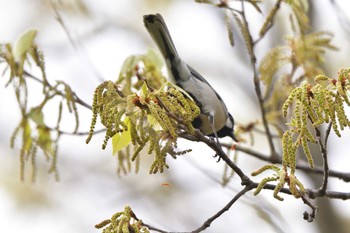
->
xmin=143 ymin=14 xmax=179 ymax=62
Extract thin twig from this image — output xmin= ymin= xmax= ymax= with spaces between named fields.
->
xmin=324 ymin=122 xmax=332 ymax=146
xmin=24 ymin=70 xmax=92 ymax=110
xmin=138 ymin=186 xmax=255 ymax=233
xmin=227 ymin=143 xmax=350 ymax=182
xmin=308 ymin=189 xmax=350 ymax=200
xmin=180 ymin=131 xmax=250 ymax=185
xmin=72 ymin=92 xmax=92 ymax=110
xmin=136 ymin=186 xmax=350 ymax=233
xmin=299 ymin=192 xmax=317 ymax=222
xmin=234 ymin=144 xmax=281 ymax=163
xmin=237 ymin=1 xmax=277 ymax=159
xmin=19 ymin=3 xmax=350 ymax=232
xmin=298 ymin=164 xmax=350 ymax=182
xmin=58 ymin=128 xmax=105 ymax=136
xmin=134 ymin=160 xmax=350 ymax=233
xmin=140 ymin=223 xmax=168 ymax=233
xmin=190 ymin=185 xmax=254 ymax=233
xmin=314 ymin=125 xmax=329 ymax=196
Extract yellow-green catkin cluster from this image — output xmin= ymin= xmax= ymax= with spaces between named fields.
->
xmin=156 ymin=87 xmax=200 ymax=135
xmin=258 ymin=30 xmax=336 ymax=136
xmin=95 ymin=206 xmax=150 ymax=233
xmin=252 ymin=68 xmax=350 ymax=201
xmin=127 ymin=85 xmax=198 ymax=174
xmin=282 ymin=69 xmax=350 ymax=170
xmin=251 ymin=163 xmax=306 ymax=201
xmin=282 ymin=82 xmax=316 ymax=170
xmin=86 ymin=53 xmax=200 ymax=175
xmin=86 ymin=80 xmax=128 ymax=149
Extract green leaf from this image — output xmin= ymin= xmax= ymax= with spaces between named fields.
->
xmin=141 ymin=82 xmax=148 ymax=96
xmin=112 ymin=117 xmax=131 ymax=154
xmin=13 ymin=28 xmax=38 ymax=62
xmin=28 ymin=107 xmax=45 ymax=127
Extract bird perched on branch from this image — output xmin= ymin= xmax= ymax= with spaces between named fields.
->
xmin=143 ymin=13 xmax=237 ymax=142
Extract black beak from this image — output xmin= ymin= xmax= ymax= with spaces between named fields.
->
xmin=229 ymin=131 xmax=239 ymax=142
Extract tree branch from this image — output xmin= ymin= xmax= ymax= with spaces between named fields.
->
xmin=314 ymin=123 xmax=330 ymax=196
xmin=180 ymin=131 xmax=250 ymax=185
xmin=24 ymin=70 xmax=92 ymax=110
xmin=190 ymin=185 xmax=254 ymax=233
xmin=308 ymin=189 xmax=350 ymax=200
xmin=299 ymin=192 xmax=317 ymax=222
xmin=58 ymin=128 xmax=106 ymax=136
xmin=236 ymin=1 xmax=278 ymax=159
xmin=229 ymin=143 xmax=350 ymax=182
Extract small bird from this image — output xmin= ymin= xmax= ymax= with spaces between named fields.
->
xmin=143 ymin=13 xmax=237 ymax=142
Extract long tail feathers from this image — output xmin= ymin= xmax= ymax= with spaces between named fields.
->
xmin=143 ymin=14 xmax=179 ymax=62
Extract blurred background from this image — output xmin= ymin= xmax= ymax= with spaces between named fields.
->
xmin=1 ymin=0 xmax=350 ymax=232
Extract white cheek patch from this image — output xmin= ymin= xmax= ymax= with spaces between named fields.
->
xmin=226 ymin=117 xmax=233 ymax=128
